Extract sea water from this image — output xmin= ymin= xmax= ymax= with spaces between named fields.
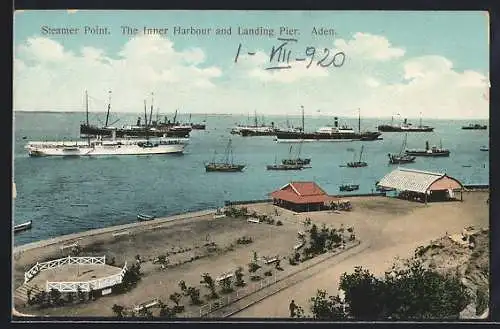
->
xmin=13 ymin=111 xmax=489 ymax=246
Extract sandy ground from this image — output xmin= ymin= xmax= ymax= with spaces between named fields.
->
xmin=234 ymin=191 xmax=489 ymax=318
xmin=12 ymin=191 xmax=488 ymax=318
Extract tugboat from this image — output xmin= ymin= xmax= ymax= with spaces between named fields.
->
xmin=480 ymin=145 xmax=489 ymax=151
xmin=339 ymin=184 xmax=359 ymax=192
xmin=405 ymin=140 xmax=450 ymax=157
xmin=205 ymin=139 xmax=246 ymax=172
xmin=462 ymin=123 xmax=487 ymax=130
xmin=388 ymin=134 xmax=416 ymax=164
xmin=275 ymin=107 xmax=381 ymax=142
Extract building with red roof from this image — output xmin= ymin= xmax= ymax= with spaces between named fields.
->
xmin=270 ymin=181 xmax=338 ymax=212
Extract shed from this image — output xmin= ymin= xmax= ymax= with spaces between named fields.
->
xmin=270 ymin=181 xmax=338 ymax=212
xmin=376 ymin=168 xmax=464 ymax=204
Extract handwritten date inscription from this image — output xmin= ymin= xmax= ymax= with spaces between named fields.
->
xmin=234 ymin=38 xmax=346 ymax=70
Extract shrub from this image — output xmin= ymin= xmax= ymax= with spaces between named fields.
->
xmin=234 ymin=267 xmax=245 ymax=287
xmin=264 ymin=270 xmax=273 ymax=277
xmin=276 ymin=220 xmax=283 ymax=226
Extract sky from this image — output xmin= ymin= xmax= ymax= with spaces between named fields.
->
xmin=13 ymin=10 xmax=489 ymax=119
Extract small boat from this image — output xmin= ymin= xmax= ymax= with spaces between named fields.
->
xmin=345 ymin=145 xmax=368 ymax=168
xmin=339 ymin=184 xmax=359 ymax=192
xmin=267 ymin=163 xmax=304 ymax=170
xmin=389 ymin=134 xmax=416 ymax=164
xmin=205 ymin=139 xmax=246 ymax=172
xmin=405 ymin=140 xmax=450 ymax=157
xmin=462 ymin=123 xmax=487 ymax=130
xmin=480 ymin=146 xmax=489 ymax=151
xmin=137 ymin=213 xmax=156 ymax=221
xmin=14 ymin=220 xmax=32 ymax=233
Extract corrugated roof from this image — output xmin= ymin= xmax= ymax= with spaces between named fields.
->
xmin=377 ymin=168 xmax=445 ymax=193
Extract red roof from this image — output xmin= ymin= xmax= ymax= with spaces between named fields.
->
xmin=270 ymin=182 xmax=337 ymax=204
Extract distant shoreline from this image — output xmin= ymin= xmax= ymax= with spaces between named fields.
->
xmin=12 ymin=110 xmax=490 ymax=121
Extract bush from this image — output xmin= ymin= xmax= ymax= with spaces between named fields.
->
xmin=276 ymin=220 xmax=283 ymax=226
xmin=250 ymin=275 xmax=261 ymax=281
xmin=234 ymin=267 xmax=245 ymax=287
xmin=237 ymin=236 xmax=253 ymax=244
xmin=264 ymin=270 xmax=273 ymax=277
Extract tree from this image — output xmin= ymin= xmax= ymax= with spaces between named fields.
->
xmin=187 ymin=287 xmax=202 ymax=305
xmin=200 ymin=273 xmax=218 ymax=299
xmin=169 ymin=292 xmax=184 ymax=313
xmin=66 ymin=292 xmax=74 ymax=304
xmin=307 ymin=259 xmax=471 ymax=320
xmin=49 ymin=288 xmax=62 ymax=306
xmin=112 ymin=304 xmax=124 ymax=318
xmin=77 ymin=286 xmax=85 ymax=303
xmin=339 ymin=266 xmax=385 ymax=320
xmin=39 ymin=290 xmax=48 ymax=308
xmin=179 ymin=280 xmax=188 ymax=296
xmin=234 ymin=267 xmax=245 ymax=287
xmin=381 ymin=259 xmax=470 ymax=320
xmin=248 ymin=261 xmax=261 ymax=281
xmin=159 ymin=303 xmax=176 ymax=318
xmin=219 ymin=276 xmax=233 ymax=294
xmin=309 ymin=290 xmax=345 ymax=320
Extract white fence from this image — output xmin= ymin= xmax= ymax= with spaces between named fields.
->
xmin=24 ymin=256 xmax=106 ymax=284
xmin=45 ymin=262 xmax=127 ymax=292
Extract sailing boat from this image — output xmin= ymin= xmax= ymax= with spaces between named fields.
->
xmin=281 ymin=142 xmax=311 ymax=166
xmin=205 ymin=139 xmax=245 ymax=172
xmin=267 ymin=154 xmax=303 ymax=170
xmin=345 ymin=145 xmax=368 ymax=168
xmin=388 ymin=133 xmax=416 ymax=164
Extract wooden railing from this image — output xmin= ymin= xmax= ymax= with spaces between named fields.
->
xmin=45 ymin=262 xmax=127 ymax=292
xmin=24 ymin=256 xmax=106 ymax=284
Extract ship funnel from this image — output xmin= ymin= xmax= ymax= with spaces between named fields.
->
xmin=334 ymin=117 xmax=339 ymax=128
xmin=404 ymin=118 xmax=407 ymax=124
xmin=425 ymin=141 xmax=429 ymax=151
xmin=271 ymin=121 xmax=274 ymax=128
xmin=111 ymin=129 xmax=117 ymax=140
xmin=137 ymin=117 xmax=141 ymax=126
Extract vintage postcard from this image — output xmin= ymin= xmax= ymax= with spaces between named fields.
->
xmin=12 ymin=10 xmax=490 ymax=320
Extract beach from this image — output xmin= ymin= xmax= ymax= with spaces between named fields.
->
xmin=12 ymin=191 xmax=488 ymax=317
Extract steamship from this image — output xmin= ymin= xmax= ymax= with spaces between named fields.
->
xmin=275 ymin=107 xmax=382 ymax=143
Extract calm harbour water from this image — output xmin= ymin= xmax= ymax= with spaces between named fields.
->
xmin=13 ymin=111 xmax=489 ymax=246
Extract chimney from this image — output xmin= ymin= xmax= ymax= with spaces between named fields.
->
xmin=334 ymin=117 xmax=339 ymax=128
xmin=425 ymin=141 xmax=429 ymax=151
xmin=137 ymin=117 xmax=141 ymax=126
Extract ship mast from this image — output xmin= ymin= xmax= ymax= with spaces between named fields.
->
xmin=85 ymin=90 xmax=89 ymax=127
xmin=85 ymin=90 xmax=90 ymax=146
xmin=301 ymin=105 xmax=305 ymax=133
xmin=149 ymin=92 xmax=154 ymax=127
xmin=105 ymin=91 xmax=111 ymax=127
xmin=358 ymin=108 xmax=361 ymax=133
